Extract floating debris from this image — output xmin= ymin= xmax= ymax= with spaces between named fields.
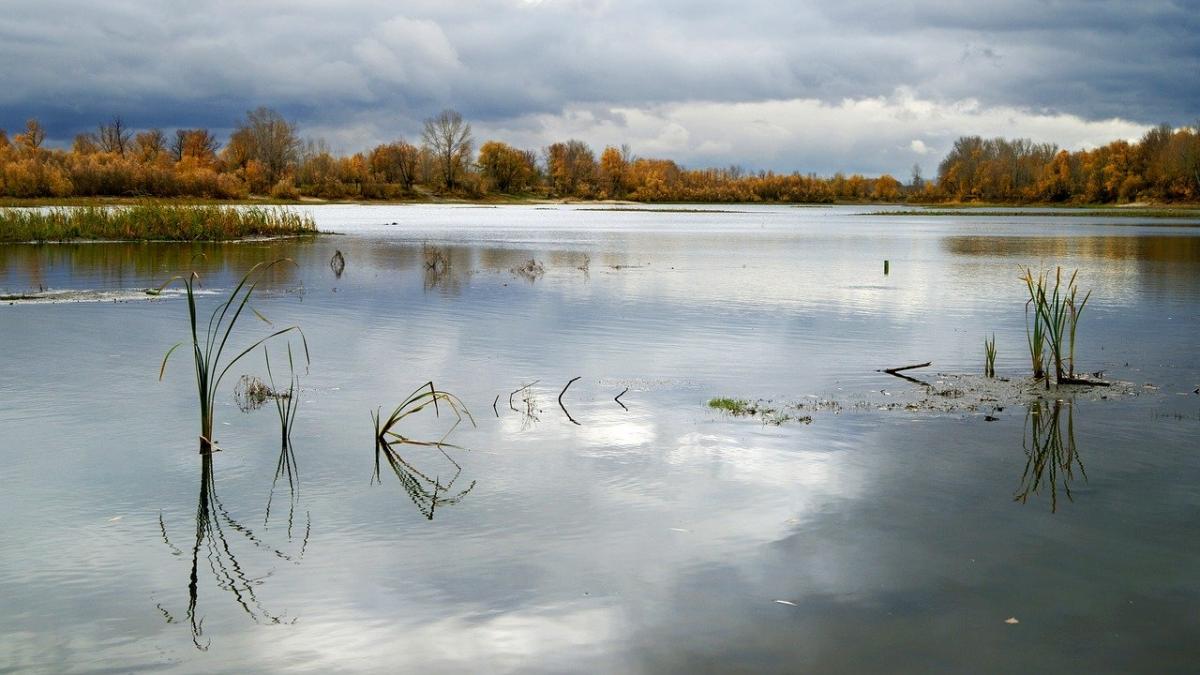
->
xmin=234 ymin=374 xmax=291 ymax=413
xmin=512 ymin=259 xmax=545 ymax=281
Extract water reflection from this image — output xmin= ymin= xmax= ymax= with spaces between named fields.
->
xmin=1014 ymin=400 xmax=1086 ymax=513
xmin=421 ymin=244 xmax=464 ymax=293
xmin=372 ymin=440 xmax=476 ymax=520
xmin=158 ymin=454 xmax=307 ymax=650
xmin=371 ymin=384 xmax=477 ymax=520
xmin=944 ymin=234 xmax=1200 ymax=263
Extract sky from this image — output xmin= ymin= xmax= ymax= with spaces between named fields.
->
xmin=0 ymin=0 xmax=1195 ymax=176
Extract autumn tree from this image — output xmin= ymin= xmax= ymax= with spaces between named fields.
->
xmin=545 ymin=139 xmax=597 ymax=196
xmin=368 ymin=140 xmax=419 ymax=189
xmin=477 ymin=140 xmax=534 ymax=193
xmin=96 ymin=116 xmax=132 ymax=157
xmin=171 ymin=129 xmax=220 ymax=164
xmin=422 ymin=109 xmax=473 ymax=191
xmin=16 ymin=119 xmax=46 ymax=153
xmin=134 ymin=129 xmax=168 ymax=163
xmin=72 ymin=133 xmax=99 ymax=155
xmin=872 ymin=174 xmax=902 ymax=200
xmin=599 ymin=145 xmax=630 ymax=198
xmin=232 ymin=107 xmax=300 ymax=185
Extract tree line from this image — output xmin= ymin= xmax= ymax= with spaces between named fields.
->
xmin=1 ymin=107 xmax=1197 ymax=203
xmin=933 ymin=126 xmax=1200 ymax=203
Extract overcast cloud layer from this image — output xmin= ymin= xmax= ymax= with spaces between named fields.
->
xmin=0 ymin=0 xmax=1195 ymax=175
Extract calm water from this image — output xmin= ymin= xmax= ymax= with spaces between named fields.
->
xmin=1 ymin=205 xmax=1199 ymax=673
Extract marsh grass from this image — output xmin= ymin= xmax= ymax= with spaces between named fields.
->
xmin=0 ymin=203 xmax=317 ymax=242
xmin=371 ymin=382 xmax=477 ymax=520
xmin=1021 ymin=266 xmax=1091 ymax=382
xmin=708 ymin=397 xmax=808 ymax=425
xmin=159 ymin=259 xmax=309 ymax=453
xmin=709 ymin=397 xmax=752 ymax=415
xmin=984 ymin=334 xmax=997 ymax=378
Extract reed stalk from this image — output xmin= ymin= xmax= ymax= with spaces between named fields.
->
xmin=159 ymin=260 xmax=308 ymax=453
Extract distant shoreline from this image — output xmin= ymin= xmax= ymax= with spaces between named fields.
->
xmin=3 ymin=196 xmax=1198 ymax=211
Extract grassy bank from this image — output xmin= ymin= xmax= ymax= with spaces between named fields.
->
xmin=0 ymin=204 xmax=319 ymax=242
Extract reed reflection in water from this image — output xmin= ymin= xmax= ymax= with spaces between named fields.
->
xmin=1014 ymin=399 xmax=1087 ymax=513
xmin=158 ymin=453 xmax=309 ymax=650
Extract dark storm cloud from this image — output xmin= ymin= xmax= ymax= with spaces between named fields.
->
xmin=0 ymin=0 xmax=1192 ymax=171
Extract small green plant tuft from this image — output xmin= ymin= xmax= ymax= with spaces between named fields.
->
xmin=708 ymin=397 xmax=752 ymax=415
xmin=984 ymin=333 xmax=997 ymax=378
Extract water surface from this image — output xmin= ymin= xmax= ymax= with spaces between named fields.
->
xmin=2 ymin=205 xmax=1198 ymax=672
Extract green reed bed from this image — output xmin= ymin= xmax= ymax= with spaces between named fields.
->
xmin=0 ymin=203 xmax=317 ymax=242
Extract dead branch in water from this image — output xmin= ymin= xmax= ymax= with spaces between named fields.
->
xmin=509 ymin=380 xmax=539 ymax=412
xmin=615 ymin=387 xmax=629 ymax=411
xmin=559 ymin=376 xmax=582 ymax=425
xmin=881 ymin=362 xmax=932 ymax=374
xmin=878 ymin=362 xmax=933 ymax=387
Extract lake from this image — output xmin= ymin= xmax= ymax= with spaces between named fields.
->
xmin=1 ymin=204 xmax=1199 ymax=672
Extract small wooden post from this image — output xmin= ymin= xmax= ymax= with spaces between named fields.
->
xmin=884 ymin=260 xmax=890 ymax=275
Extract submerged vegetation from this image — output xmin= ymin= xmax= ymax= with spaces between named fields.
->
xmin=159 ymin=260 xmax=308 ymax=453
xmin=0 ymin=203 xmax=317 ymax=242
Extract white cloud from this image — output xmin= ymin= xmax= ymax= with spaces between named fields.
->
xmin=475 ymin=90 xmax=1150 ymax=176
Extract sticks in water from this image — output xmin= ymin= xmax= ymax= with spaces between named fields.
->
xmin=558 ymin=376 xmax=582 ymax=425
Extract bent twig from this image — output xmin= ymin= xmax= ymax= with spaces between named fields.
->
xmin=559 ymin=376 xmax=582 ymax=425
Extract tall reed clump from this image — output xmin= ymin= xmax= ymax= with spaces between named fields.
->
xmin=984 ymin=334 xmax=997 ymax=378
xmin=0 ymin=203 xmax=317 ymax=242
xmin=1021 ymin=266 xmax=1091 ymax=383
xmin=159 ymin=260 xmax=308 ymax=453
